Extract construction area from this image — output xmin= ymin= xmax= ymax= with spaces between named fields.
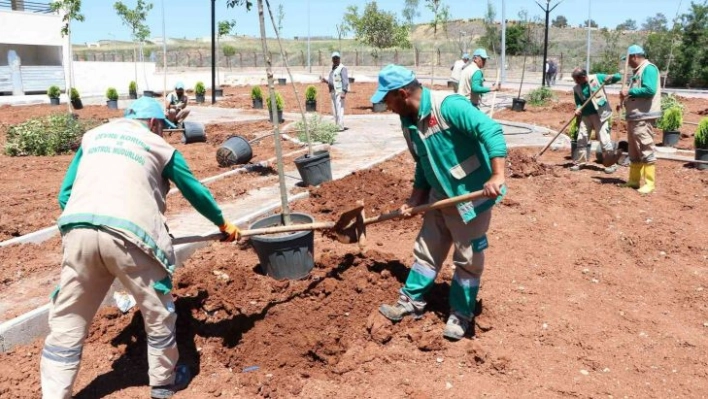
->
xmin=1 ymin=0 xmax=708 ymax=398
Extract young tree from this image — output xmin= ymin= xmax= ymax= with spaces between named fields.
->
xmin=50 ymin=0 xmax=84 ymax=113
xmin=217 ymin=20 xmax=237 ymax=81
xmin=478 ymin=0 xmax=500 ymax=54
xmin=276 ymin=3 xmax=285 ymax=34
xmin=616 ymin=19 xmax=637 ymax=31
xmin=114 ymin=0 xmax=153 ymax=90
xmin=642 ymin=13 xmax=668 ymax=32
xmin=672 ymin=2 xmax=708 ymax=87
xmin=426 ymin=0 xmax=449 ymax=39
xmin=590 ymin=28 xmax=622 ymax=74
xmin=402 ymin=0 xmax=420 ymax=28
xmin=344 ymin=0 xmax=411 ymax=65
xmin=551 ymin=15 xmax=568 ymax=28
xmin=335 ymin=21 xmax=350 ymax=53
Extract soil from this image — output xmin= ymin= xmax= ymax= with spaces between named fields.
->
xmin=0 ymin=104 xmax=122 ymax=129
xmin=496 ymin=91 xmax=708 ymax=152
xmin=1 ymin=149 xmax=707 ymax=398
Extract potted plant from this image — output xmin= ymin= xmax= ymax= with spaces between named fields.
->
xmin=568 ymin=116 xmax=580 ymax=159
xmin=106 ymin=87 xmax=119 ymax=109
xmin=372 ymin=102 xmax=387 ymax=113
xmin=695 ymin=117 xmax=708 ymax=171
xmin=349 ymin=76 xmax=355 ymax=84
xmin=70 ymin=88 xmax=83 ymax=110
xmin=251 ymin=86 xmax=263 ymax=109
xmin=305 ymin=85 xmax=317 ymax=112
xmin=47 ymin=85 xmax=61 ymax=106
xmin=195 ymin=82 xmax=206 ymax=104
xmin=277 ymin=77 xmax=287 ymax=85
xmin=293 ymin=114 xmax=336 ymax=186
xmin=266 ymin=92 xmax=284 ymax=123
xmin=657 ymin=105 xmax=683 ymax=148
xmin=129 ymin=81 xmax=138 ymax=99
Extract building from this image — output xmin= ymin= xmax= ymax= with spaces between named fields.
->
xmin=0 ymin=0 xmax=68 ymax=96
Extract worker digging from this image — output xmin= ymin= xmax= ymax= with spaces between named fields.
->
xmin=40 ymin=97 xmax=239 ymax=399
xmin=457 ymin=48 xmax=500 ymax=109
xmin=370 ymin=64 xmax=507 ymax=341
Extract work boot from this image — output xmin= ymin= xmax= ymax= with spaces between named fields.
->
xmin=637 ymin=163 xmax=656 ymax=194
xmin=379 ymin=295 xmax=424 ymax=322
xmin=623 ymin=163 xmax=641 ymax=188
xmin=443 ymin=313 xmax=471 ymax=341
xmin=151 ymin=364 xmax=192 ymax=399
xmin=603 ymin=164 xmax=618 ymax=174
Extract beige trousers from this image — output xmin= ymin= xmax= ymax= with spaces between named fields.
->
xmin=167 ymin=108 xmax=190 ymax=123
xmin=330 ymin=91 xmax=345 ymax=130
xmin=627 ymin=120 xmax=657 ymax=164
xmin=575 ymin=113 xmax=612 ymax=163
xmin=41 ymin=228 xmax=178 ymax=399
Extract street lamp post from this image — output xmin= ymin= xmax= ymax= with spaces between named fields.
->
xmin=211 ymin=0 xmax=216 ymax=104
xmin=162 ymin=0 xmax=167 ymax=96
xmin=307 ymin=0 xmax=311 ymax=73
xmin=501 ymin=0 xmax=506 ymax=84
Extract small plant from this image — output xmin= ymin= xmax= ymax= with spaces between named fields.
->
xmin=129 ymin=81 xmax=137 ymax=95
xmin=47 ymin=85 xmax=61 ymax=99
xmin=4 ymin=114 xmax=102 ymax=156
xmin=250 ymin=86 xmax=263 ymax=100
xmin=195 ymin=81 xmax=206 ymax=96
xmin=660 ymin=93 xmax=684 ymax=113
xmin=294 ymin=114 xmax=339 ymax=145
xmin=567 ymin=116 xmax=579 ymax=141
xmin=695 ymin=117 xmax=708 ymax=149
xmin=70 ymin=88 xmax=80 ymax=101
xmin=527 ymin=86 xmax=555 ymax=106
xmin=265 ymin=92 xmax=284 ymax=111
xmin=657 ymin=106 xmax=683 ymax=132
xmin=305 ymin=85 xmax=317 ymax=102
xmin=106 ymin=87 xmax=119 ymax=101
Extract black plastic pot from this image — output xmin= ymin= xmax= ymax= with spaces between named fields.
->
xmin=305 ymin=100 xmax=317 ymax=112
xmin=252 ymin=98 xmax=263 ymax=109
xmin=571 ymin=141 xmax=591 ymax=161
xmin=348 ymin=77 xmax=355 ymax=83
xmin=662 ymin=130 xmax=680 ymax=147
xmin=129 ymin=92 xmax=137 ymax=100
xmin=196 ymin=94 xmax=205 ymax=104
xmin=447 ymin=80 xmax=456 ymax=89
xmin=106 ymin=100 xmax=118 ymax=109
xmin=512 ymin=98 xmax=526 ymax=112
xmin=696 ymin=148 xmax=708 ymax=171
xmin=216 ymin=135 xmax=253 ymax=167
xmin=143 ymin=90 xmax=154 ymax=98
xmin=49 ymin=97 xmax=60 ymax=106
xmin=71 ymin=99 xmax=83 ymax=110
xmin=181 ymin=121 xmax=207 ymax=144
xmin=269 ymin=109 xmax=284 ymax=123
xmin=372 ymin=102 xmax=387 ymax=113
xmin=277 ymin=78 xmax=287 ymax=85
xmin=250 ymin=213 xmax=315 ymax=280
xmin=294 ymin=151 xmax=333 ymax=187
xmin=214 ymin=88 xmax=224 ymax=97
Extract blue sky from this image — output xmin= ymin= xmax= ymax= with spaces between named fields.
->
xmin=69 ymin=0 xmax=690 ymax=44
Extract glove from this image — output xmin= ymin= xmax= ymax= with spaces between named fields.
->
xmin=219 ymin=221 xmax=240 ymax=242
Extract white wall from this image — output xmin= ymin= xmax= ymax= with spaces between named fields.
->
xmin=0 ymin=10 xmax=63 ymax=46
xmin=72 ymin=61 xmax=157 ymax=96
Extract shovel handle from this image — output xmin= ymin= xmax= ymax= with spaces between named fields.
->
xmin=363 ymin=190 xmax=488 ymax=226
xmin=172 ymin=221 xmax=336 ymax=245
xmin=172 ymin=232 xmax=226 ymax=245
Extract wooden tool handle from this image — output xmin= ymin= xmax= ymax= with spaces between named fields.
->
xmin=488 ymin=68 xmax=502 ymax=118
xmin=172 ymin=232 xmax=226 ymax=245
xmin=172 ymin=221 xmax=336 ymax=245
xmin=363 ymin=190 xmax=488 ymax=225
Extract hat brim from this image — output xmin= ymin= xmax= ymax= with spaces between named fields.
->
xmin=370 ymin=88 xmax=388 ymax=104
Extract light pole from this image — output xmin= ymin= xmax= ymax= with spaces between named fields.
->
xmin=307 ymin=0 xmax=311 ymax=72
xmin=500 ymin=0 xmax=506 ymax=84
xmin=162 ymin=0 xmax=167 ymax=96
xmin=586 ymin=0 xmax=591 ymax=72
xmin=211 ymin=0 xmax=216 ymax=104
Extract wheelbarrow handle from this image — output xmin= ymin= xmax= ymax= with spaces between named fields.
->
xmin=172 ymin=221 xmax=336 ymax=245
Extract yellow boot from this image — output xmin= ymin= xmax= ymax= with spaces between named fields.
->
xmin=623 ymin=163 xmax=641 ymax=188
xmin=638 ymin=163 xmax=656 ymax=194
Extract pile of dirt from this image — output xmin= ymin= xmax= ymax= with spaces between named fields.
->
xmin=506 ymin=148 xmax=555 ymax=178
xmin=0 ymin=236 xmax=63 ymax=287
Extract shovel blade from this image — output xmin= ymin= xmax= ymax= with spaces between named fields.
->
xmin=327 ymin=202 xmax=365 ymax=244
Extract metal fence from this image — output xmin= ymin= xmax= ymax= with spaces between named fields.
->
xmin=0 ymin=0 xmax=53 ymax=13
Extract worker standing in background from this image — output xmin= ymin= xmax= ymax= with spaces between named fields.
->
xmin=449 ymin=53 xmax=470 ymax=92
xmin=619 ymin=45 xmax=661 ymax=194
xmin=40 ymin=97 xmax=240 ymax=399
xmin=321 ymin=51 xmax=349 ymax=132
xmin=457 ymin=48 xmax=499 ymax=108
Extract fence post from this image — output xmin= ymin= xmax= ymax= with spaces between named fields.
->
xmin=355 ymin=50 xmax=359 ymax=66
xmin=415 ymin=48 xmax=419 ymax=67
xmin=437 ymin=48 xmax=441 ymax=66
xmin=239 ymin=52 xmax=242 ymax=68
xmin=395 ymin=49 xmax=399 ymax=64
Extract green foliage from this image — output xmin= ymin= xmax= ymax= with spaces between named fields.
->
xmin=343 ymin=1 xmax=411 ymax=50
xmin=70 ymin=88 xmax=80 ymax=101
xmin=583 ymin=19 xmax=598 ymax=28
xmin=643 ymin=29 xmax=676 ymax=71
xmin=551 ymin=15 xmax=568 ymax=28
xmin=266 ymin=92 xmax=284 ymax=111
xmin=425 ymin=0 xmax=450 ymax=39
xmin=50 ymin=0 xmax=85 ymax=37
xmin=195 ymin=82 xmax=206 ymax=95
xmin=305 ymin=85 xmax=317 ymax=101
xmin=590 ymin=28 xmax=623 ymax=74
xmin=671 ymin=2 xmax=708 ymax=87
xmin=567 ymin=117 xmax=579 ymax=141
xmin=478 ymin=1 xmax=499 ymax=53
xmin=47 ymin=85 xmax=61 ymax=99
xmin=250 ymin=86 xmax=262 ymax=100
xmin=527 ymin=86 xmax=555 ymax=106
xmin=114 ymin=0 xmax=153 ymax=42
xmin=4 ymin=113 xmax=100 ymax=157
xmin=642 ymin=13 xmax=668 ymax=32
xmin=504 ymin=24 xmax=528 ymax=56
xmin=402 ymin=0 xmax=420 ymax=27
xmin=660 ymin=93 xmax=685 ymax=113
xmin=276 ymin=4 xmax=285 ymax=33
xmin=657 ymin=106 xmax=683 ymax=131
xmin=294 ymin=114 xmax=339 ymax=145
xmin=222 ymin=44 xmax=237 ymax=57
xmin=106 ymin=87 xmax=119 ymax=100
xmin=695 ymin=118 xmax=708 ymax=149
xmin=616 ymin=19 xmax=637 ymax=31
xmin=129 ymin=80 xmax=137 ymax=94
xmin=218 ymin=19 xmax=237 ymax=37
xmin=225 ymin=0 xmax=253 ymax=10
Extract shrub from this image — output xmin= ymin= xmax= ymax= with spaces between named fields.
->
xmin=106 ymin=87 xmax=119 ymax=101
xmin=129 ymin=81 xmax=137 ymax=94
xmin=195 ymin=81 xmax=206 ymax=95
xmin=70 ymin=88 xmax=80 ymax=101
xmin=47 ymin=85 xmax=61 ymax=99
xmin=527 ymin=86 xmax=555 ymax=106
xmin=305 ymin=85 xmax=317 ymax=102
xmin=250 ymin=86 xmax=263 ymax=100
xmin=567 ymin=116 xmax=579 ymax=141
xmin=294 ymin=114 xmax=339 ymax=145
xmin=265 ymin=92 xmax=284 ymax=111
xmin=695 ymin=117 xmax=708 ymax=149
xmin=657 ymin=106 xmax=683 ymax=132
xmin=222 ymin=44 xmax=236 ymax=57
xmin=4 ymin=113 xmax=102 ymax=156
xmin=660 ymin=93 xmax=685 ymax=113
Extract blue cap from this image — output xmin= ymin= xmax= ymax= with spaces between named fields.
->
xmin=370 ymin=64 xmax=416 ymax=104
xmin=331 ymin=51 xmax=341 ymax=58
xmin=472 ymin=48 xmax=489 ymax=59
xmin=621 ymin=45 xmax=644 ymax=60
xmin=462 ymin=53 xmax=470 ymax=59
xmin=124 ymin=96 xmax=176 ymax=128
xmin=175 ymin=81 xmax=185 ymax=89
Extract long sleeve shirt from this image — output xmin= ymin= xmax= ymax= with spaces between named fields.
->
xmin=573 ymin=73 xmax=622 ymax=117
xmin=628 ymin=64 xmax=659 ymax=98
xmin=471 ymin=70 xmax=491 ymax=95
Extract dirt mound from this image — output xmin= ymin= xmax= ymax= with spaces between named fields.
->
xmin=506 ymin=148 xmax=554 ymax=178
xmin=0 ymin=236 xmax=62 ymax=287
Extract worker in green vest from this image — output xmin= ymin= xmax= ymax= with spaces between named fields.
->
xmin=457 ymin=48 xmax=499 ymax=108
